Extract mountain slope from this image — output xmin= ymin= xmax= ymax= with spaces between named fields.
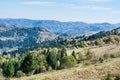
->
xmin=0 ymin=18 xmax=119 ymax=34
xmin=0 ymin=26 xmax=56 ymax=53
xmin=12 ymin=57 xmax=120 ymax=80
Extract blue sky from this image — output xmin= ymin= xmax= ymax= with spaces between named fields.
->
xmin=0 ymin=0 xmax=120 ymax=23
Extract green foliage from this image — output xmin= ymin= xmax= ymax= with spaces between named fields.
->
xmin=61 ymin=47 xmax=67 ymax=58
xmin=21 ymin=53 xmax=37 ymax=75
xmin=60 ymin=56 xmax=77 ymax=69
xmin=72 ymin=50 xmax=77 ymax=60
xmin=115 ymin=74 xmax=120 ymax=80
xmin=95 ymin=39 xmax=104 ymax=46
xmin=46 ymin=49 xmax=57 ymax=69
xmin=82 ymin=41 xmax=88 ymax=47
xmin=104 ymin=74 xmax=112 ymax=80
xmin=2 ymin=61 xmax=15 ymax=78
xmin=99 ymin=57 xmax=104 ymax=63
xmin=36 ymin=54 xmax=47 ymax=73
xmin=39 ymin=66 xmax=46 ymax=72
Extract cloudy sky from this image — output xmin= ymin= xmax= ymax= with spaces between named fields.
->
xmin=0 ymin=0 xmax=120 ymax=23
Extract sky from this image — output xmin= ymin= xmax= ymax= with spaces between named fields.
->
xmin=0 ymin=0 xmax=120 ymax=23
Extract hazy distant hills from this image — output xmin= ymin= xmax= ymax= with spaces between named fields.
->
xmin=0 ymin=18 xmax=120 ymax=53
xmin=0 ymin=18 xmax=120 ymax=34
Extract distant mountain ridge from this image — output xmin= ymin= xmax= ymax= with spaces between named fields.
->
xmin=0 ymin=18 xmax=120 ymax=34
xmin=0 ymin=18 xmax=120 ymax=53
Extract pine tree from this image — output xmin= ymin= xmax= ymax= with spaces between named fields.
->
xmin=46 ymin=49 xmax=57 ymax=69
xmin=72 ymin=50 xmax=77 ymax=60
xmin=61 ymin=47 xmax=67 ymax=58
xmin=2 ymin=61 xmax=15 ymax=78
xmin=21 ymin=53 xmax=37 ymax=75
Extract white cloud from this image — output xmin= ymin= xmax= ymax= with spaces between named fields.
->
xmin=69 ymin=5 xmax=112 ymax=10
xmin=20 ymin=1 xmax=56 ymax=7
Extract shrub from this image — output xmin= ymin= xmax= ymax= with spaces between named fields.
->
xmin=115 ymin=74 xmax=120 ymax=80
xmin=103 ymin=53 xmax=110 ymax=60
xmin=39 ymin=66 xmax=46 ymax=72
xmin=48 ymin=66 xmax=53 ymax=71
xmin=16 ymin=71 xmax=25 ymax=78
xmin=104 ymin=74 xmax=112 ymax=80
xmin=99 ymin=57 xmax=104 ymax=63
xmin=83 ymin=60 xmax=91 ymax=65
xmin=110 ymin=53 xmax=116 ymax=58
xmin=60 ymin=56 xmax=77 ymax=69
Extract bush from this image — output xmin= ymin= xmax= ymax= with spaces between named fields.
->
xmin=60 ymin=56 xmax=77 ymax=69
xmin=48 ymin=66 xmax=53 ymax=71
xmin=110 ymin=53 xmax=120 ymax=58
xmin=83 ymin=60 xmax=91 ymax=65
xmin=103 ymin=53 xmax=110 ymax=60
xmin=39 ymin=66 xmax=46 ymax=72
xmin=104 ymin=74 xmax=112 ymax=80
xmin=110 ymin=54 xmax=116 ymax=58
xmin=16 ymin=71 xmax=25 ymax=78
xmin=115 ymin=74 xmax=120 ymax=80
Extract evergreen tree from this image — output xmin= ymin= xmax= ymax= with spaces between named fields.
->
xmin=2 ymin=61 xmax=15 ymax=78
xmin=21 ymin=53 xmax=37 ymax=75
xmin=61 ymin=47 xmax=67 ymax=58
xmin=72 ymin=50 xmax=77 ymax=60
xmin=46 ymin=49 xmax=57 ymax=69
xmin=36 ymin=54 xmax=47 ymax=73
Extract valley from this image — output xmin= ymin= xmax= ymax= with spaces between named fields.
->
xmin=1 ymin=0 xmax=120 ymax=80
xmin=0 ymin=19 xmax=120 ymax=80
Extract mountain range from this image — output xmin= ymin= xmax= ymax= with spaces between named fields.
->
xmin=0 ymin=18 xmax=120 ymax=34
xmin=0 ymin=18 xmax=120 ymax=53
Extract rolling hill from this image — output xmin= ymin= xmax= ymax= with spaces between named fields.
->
xmin=0 ymin=18 xmax=120 ymax=34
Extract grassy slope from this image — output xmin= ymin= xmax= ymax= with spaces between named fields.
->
xmin=12 ymin=57 xmax=120 ymax=80
xmin=67 ymin=44 xmax=120 ymax=56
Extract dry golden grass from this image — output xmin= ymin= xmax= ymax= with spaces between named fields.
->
xmin=67 ymin=44 xmax=120 ymax=57
xmin=90 ymin=44 xmax=120 ymax=56
xmin=11 ymin=57 xmax=120 ymax=80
